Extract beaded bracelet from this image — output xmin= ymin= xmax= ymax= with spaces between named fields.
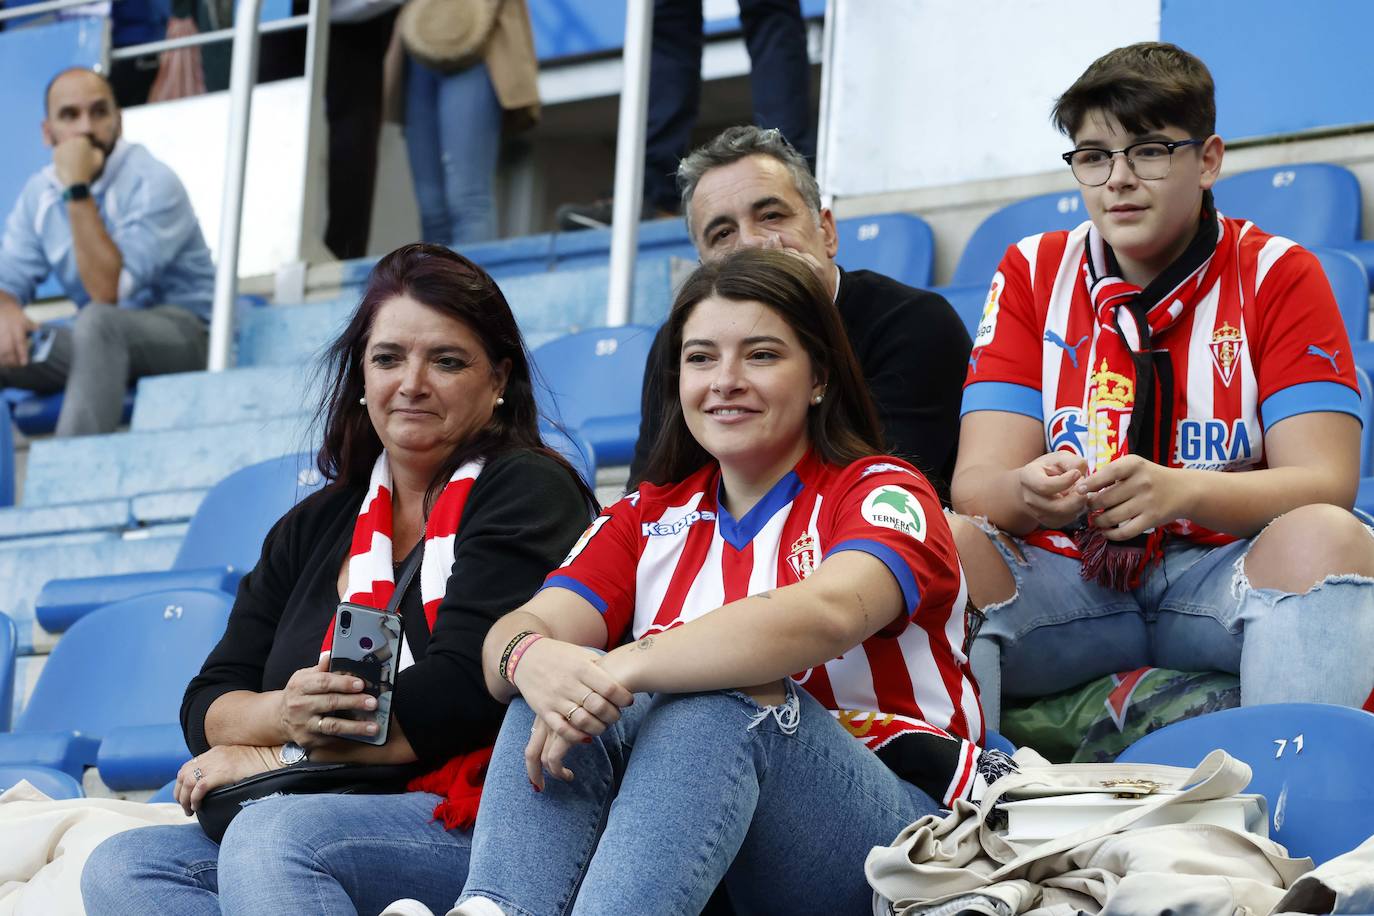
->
xmin=504 ymin=633 xmax=545 ymax=685
xmin=498 ymin=630 xmax=537 ymax=683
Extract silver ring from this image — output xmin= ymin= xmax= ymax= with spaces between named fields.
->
xmin=192 ymin=767 xmax=204 ymax=781
xmin=563 ymin=703 xmax=581 ymax=722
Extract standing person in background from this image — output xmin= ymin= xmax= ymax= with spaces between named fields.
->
xmin=0 ymin=67 xmax=213 ymax=437
xmin=398 ymin=0 xmax=540 ymax=247
xmin=559 ymin=0 xmax=815 ymax=229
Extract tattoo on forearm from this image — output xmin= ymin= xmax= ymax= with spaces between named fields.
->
xmin=636 ymin=636 xmax=655 ymax=651
xmin=756 ymin=590 xmax=775 ymax=600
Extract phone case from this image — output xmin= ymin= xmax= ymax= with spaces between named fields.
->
xmin=328 ymin=602 xmax=401 ymax=746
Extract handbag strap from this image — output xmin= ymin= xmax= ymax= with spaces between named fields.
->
xmin=387 ymin=543 xmax=424 ymax=615
xmin=983 ymin=749 xmax=1253 ymax=878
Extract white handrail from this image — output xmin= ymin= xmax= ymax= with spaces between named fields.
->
xmin=0 ymin=0 xmax=97 ymax=22
xmin=207 ymin=0 xmax=266 ymax=372
xmin=604 ymin=0 xmax=654 ymax=327
xmin=111 ymin=13 xmax=308 ymax=60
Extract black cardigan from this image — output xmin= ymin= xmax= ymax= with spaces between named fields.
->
xmin=180 ymin=449 xmax=592 ymax=766
xmin=629 ymin=267 xmax=972 ymax=503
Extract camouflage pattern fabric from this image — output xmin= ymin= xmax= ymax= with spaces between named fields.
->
xmin=1000 ymin=668 xmax=1240 ymax=763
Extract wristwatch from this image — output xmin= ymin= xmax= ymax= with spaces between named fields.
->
xmin=278 ymin=741 xmax=308 ymax=767
xmin=62 ymin=183 xmax=91 ymax=202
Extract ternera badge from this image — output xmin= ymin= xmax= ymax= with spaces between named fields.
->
xmin=861 ymin=486 xmax=926 ymax=541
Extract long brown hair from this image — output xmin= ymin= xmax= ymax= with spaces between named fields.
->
xmin=315 ymin=243 xmax=595 ymax=512
xmin=639 ymin=248 xmax=884 ymax=486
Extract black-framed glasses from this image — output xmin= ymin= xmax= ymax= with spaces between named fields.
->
xmin=1061 ymin=138 xmax=1205 ymax=186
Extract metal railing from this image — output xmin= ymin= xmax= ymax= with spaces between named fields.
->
xmin=0 ymin=0 xmax=101 ymax=22
xmin=604 ymin=0 xmax=653 ymax=328
xmin=111 ymin=13 xmax=309 ymax=60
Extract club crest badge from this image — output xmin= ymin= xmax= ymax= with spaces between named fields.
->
xmin=785 ymin=531 xmax=819 ymax=580
xmin=1208 ymin=321 xmax=1243 ymax=387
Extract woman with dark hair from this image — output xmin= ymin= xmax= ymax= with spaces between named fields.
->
xmin=81 ymin=244 xmax=594 ymax=916
xmin=387 ymin=248 xmax=991 ymax=916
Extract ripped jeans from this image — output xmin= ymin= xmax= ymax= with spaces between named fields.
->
xmin=457 ymin=685 xmax=939 ymax=916
xmin=968 ymin=526 xmax=1374 ymax=723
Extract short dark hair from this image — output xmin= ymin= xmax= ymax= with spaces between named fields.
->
xmin=315 ymin=243 xmax=594 ymax=512
xmin=1052 ymin=42 xmax=1216 ymax=141
xmin=44 ymin=66 xmax=115 ymax=115
xmin=676 ymin=126 xmax=822 ymax=238
xmin=638 ymin=248 xmax=884 ymax=486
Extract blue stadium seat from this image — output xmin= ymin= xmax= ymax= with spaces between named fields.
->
xmin=836 ymin=214 xmax=935 ymax=289
xmin=0 ymin=588 xmax=232 ymax=779
xmin=35 ymin=453 xmax=324 ymax=633
xmin=97 ymin=722 xmax=190 ymax=791
xmin=1213 ymin=164 xmax=1361 ymax=251
xmin=1312 ymin=247 xmax=1370 ymax=343
xmin=541 ymin=424 xmax=596 ymax=491
xmin=533 ymin=325 xmax=659 ymax=469
xmin=552 ymin=218 xmax=697 ymax=271
xmin=1116 ymin=703 xmax=1374 ymax=863
xmin=944 ymin=283 xmax=993 ymax=341
xmin=0 ymin=400 xmax=12 ymax=507
xmin=0 ymin=612 xmax=14 ymax=732
xmin=1358 ymin=367 xmax=1374 ymax=477
xmin=984 ymin=730 xmax=1015 ymax=755
xmin=952 ymin=190 xmax=1088 ymax=289
xmin=3 ymin=388 xmax=136 ymax=437
xmin=0 ymin=764 xmax=83 ymax=799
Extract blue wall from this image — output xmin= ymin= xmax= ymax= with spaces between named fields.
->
xmin=1163 ymin=0 xmax=1374 ymax=140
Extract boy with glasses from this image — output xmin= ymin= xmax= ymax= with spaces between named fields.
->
xmin=950 ymin=42 xmax=1374 ymax=724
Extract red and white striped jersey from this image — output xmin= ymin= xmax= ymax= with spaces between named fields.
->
xmin=542 ymin=451 xmax=986 ymax=800
xmin=963 ymin=216 xmax=1360 ymax=542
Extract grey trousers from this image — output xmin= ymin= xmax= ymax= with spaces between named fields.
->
xmin=0 ymin=303 xmax=208 ymax=437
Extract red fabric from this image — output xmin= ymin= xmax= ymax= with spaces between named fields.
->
xmin=407 ymin=745 xmax=494 ymax=831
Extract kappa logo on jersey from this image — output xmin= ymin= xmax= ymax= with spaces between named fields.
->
xmin=1047 ymin=407 xmax=1088 ymax=456
xmin=861 ymin=485 xmax=926 ymax=541
xmin=1209 ymin=321 xmax=1243 ymax=387
xmin=641 ymin=510 xmax=717 ymax=537
xmin=561 ymin=515 xmax=611 ymax=566
xmin=973 ymin=272 xmax=1003 ymax=348
xmin=786 ymin=531 xmax=819 ymax=579
xmin=1175 ymin=419 xmax=1253 ymax=467
xmin=860 ymin=462 xmax=915 ymax=479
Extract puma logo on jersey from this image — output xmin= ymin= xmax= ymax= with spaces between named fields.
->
xmin=1044 ymin=331 xmax=1090 ymax=369
xmin=1306 ymin=344 xmax=1340 ymax=374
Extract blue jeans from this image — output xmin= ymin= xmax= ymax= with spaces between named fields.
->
xmin=970 ymin=525 xmax=1374 ymax=716
xmin=458 ymin=684 xmax=938 ymax=915
xmin=81 ymin=791 xmax=471 ymax=916
xmin=405 ymin=56 xmax=503 ymax=247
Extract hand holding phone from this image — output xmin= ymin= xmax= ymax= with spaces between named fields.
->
xmin=328 ymin=603 xmax=401 ymax=745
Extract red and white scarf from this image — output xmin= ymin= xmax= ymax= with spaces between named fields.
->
xmin=1072 ymin=205 xmax=1223 ymax=589
xmin=321 ymin=451 xmax=493 ymax=829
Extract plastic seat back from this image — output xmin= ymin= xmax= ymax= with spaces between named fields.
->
xmin=1115 ymin=703 xmax=1374 ymax=863
xmin=1214 ymin=164 xmax=1362 ymax=250
xmin=952 ymin=190 xmax=1088 ymax=288
xmin=540 ymin=424 xmax=597 ymax=490
xmin=173 ymin=453 xmax=326 ymax=572
xmin=0 ymin=764 xmax=83 ymax=799
xmin=533 ymin=325 xmax=658 ymax=466
xmin=16 ymin=589 xmax=233 ymax=739
xmin=0 ymin=400 xmax=12 ymax=508
xmin=1312 ymin=247 xmax=1370 ymax=343
xmin=1358 ymin=367 xmax=1374 ymax=477
xmin=0 ymin=612 xmax=14 ymax=732
xmin=836 ymin=214 xmax=935 ymax=289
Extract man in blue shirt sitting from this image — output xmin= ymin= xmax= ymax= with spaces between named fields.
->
xmin=0 ymin=67 xmax=214 ymax=436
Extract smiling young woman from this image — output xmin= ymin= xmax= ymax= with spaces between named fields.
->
xmin=383 ymin=248 xmax=996 ymax=916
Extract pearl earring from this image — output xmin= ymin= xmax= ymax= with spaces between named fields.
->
xmin=495 ymin=396 xmax=505 ymax=407
xmin=812 ymin=394 xmax=823 ymax=405
xmin=359 ymin=396 xmax=367 ymax=406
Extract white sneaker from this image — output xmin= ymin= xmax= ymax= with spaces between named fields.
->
xmin=379 ymin=900 xmax=435 ymax=916
xmin=445 ymin=897 xmax=507 ymax=916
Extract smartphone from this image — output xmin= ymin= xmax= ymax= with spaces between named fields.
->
xmin=328 ymin=602 xmax=401 ymax=746
xmin=28 ymin=328 xmax=55 ymax=364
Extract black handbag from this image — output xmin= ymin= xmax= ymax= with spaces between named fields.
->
xmin=196 ymin=548 xmax=425 ymax=843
